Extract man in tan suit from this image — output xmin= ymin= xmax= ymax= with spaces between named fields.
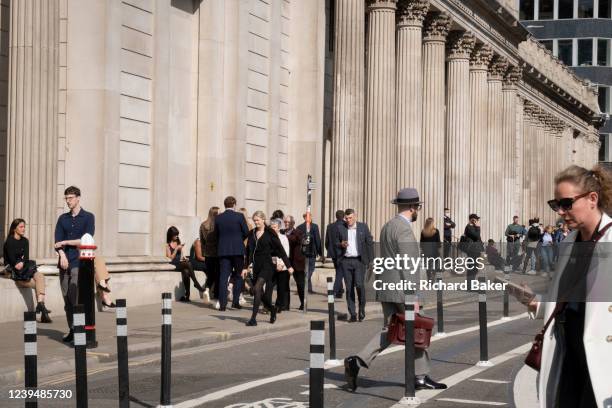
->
xmin=344 ymin=188 xmax=447 ymax=392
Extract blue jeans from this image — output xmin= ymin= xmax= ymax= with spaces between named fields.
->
xmin=523 ymin=246 xmax=537 ymax=272
xmin=540 ymin=246 xmax=553 ymax=273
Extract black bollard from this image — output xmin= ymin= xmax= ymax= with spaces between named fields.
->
xmin=397 ymin=292 xmax=419 ymax=405
xmin=326 ymin=277 xmax=337 ymax=362
xmin=115 ymin=299 xmax=129 ymax=408
xmin=24 ymin=311 xmax=37 ymax=408
xmin=435 ymin=271 xmax=445 ymax=336
xmin=77 ymin=248 xmax=97 ymax=349
xmin=160 ymin=293 xmax=172 ymax=407
xmin=477 ymin=276 xmax=492 ymax=366
xmin=73 ymin=305 xmax=88 ymax=408
xmin=309 ymin=320 xmax=325 ymax=407
xmin=502 ymin=270 xmax=510 ymax=319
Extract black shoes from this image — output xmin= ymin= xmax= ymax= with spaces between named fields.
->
xmin=35 ymin=302 xmax=52 ymax=323
xmin=349 ymin=315 xmax=357 ymax=323
xmin=179 ymin=296 xmax=190 ymax=302
xmin=358 ymin=310 xmax=365 ymax=322
xmin=232 ymin=303 xmax=242 ymax=310
xmin=245 ymin=319 xmax=257 ymax=326
xmin=344 ymin=356 xmax=360 ymax=392
xmin=298 ymin=304 xmax=304 ymax=310
xmin=415 ymin=375 xmax=448 ymax=390
xmin=270 ymin=307 xmax=277 ymax=324
xmin=62 ymin=330 xmax=74 ymax=343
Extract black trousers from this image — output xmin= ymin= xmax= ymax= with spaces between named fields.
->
xmin=275 ymin=270 xmax=290 ymax=310
xmin=175 ymin=261 xmax=203 ymax=299
xmin=341 ymin=257 xmax=366 ymax=317
xmin=292 ymin=270 xmax=305 ymax=308
xmin=204 ymin=257 xmax=220 ymax=298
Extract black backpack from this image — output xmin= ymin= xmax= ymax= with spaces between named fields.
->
xmin=527 ymin=226 xmax=541 ymax=241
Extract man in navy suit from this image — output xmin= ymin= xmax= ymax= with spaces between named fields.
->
xmin=214 ymin=196 xmax=249 ymax=311
xmin=325 ymin=210 xmax=345 ymax=298
xmin=335 ymin=208 xmax=373 ymax=322
xmin=297 ymin=213 xmax=322 ymax=293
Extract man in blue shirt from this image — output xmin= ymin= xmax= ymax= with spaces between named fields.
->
xmin=54 ymin=186 xmax=95 ymax=343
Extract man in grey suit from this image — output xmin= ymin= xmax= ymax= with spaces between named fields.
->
xmin=335 ymin=209 xmax=374 ymax=322
xmin=344 ymin=188 xmax=447 ymax=392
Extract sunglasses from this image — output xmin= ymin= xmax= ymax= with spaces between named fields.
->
xmin=547 ymin=192 xmax=591 ymax=212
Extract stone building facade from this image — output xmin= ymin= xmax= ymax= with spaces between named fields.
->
xmin=0 ymin=0 xmax=602 ymax=265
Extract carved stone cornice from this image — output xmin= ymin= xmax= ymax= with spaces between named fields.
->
xmin=469 ymin=43 xmax=493 ymax=70
xmin=367 ymin=0 xmax=397 ymax=11
xmin=488 ymin=56 xmax=509 ymax=81
xmin=446 ymin=31 xmax=476 ymax=60
xmin=422 ymin=11 xmax=451 ymax=42
xmin=523 ymin=101 xmax=539 ymax=122
xmin=396 ymin=0 xmax=429 ymax=28
xmin=503 ymin=65 xmax=522 ymax=88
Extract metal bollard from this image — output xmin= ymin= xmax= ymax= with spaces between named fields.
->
xmin=160 ymin=293 xmax=172 ymax=408
xmin=435 ymin=271 xmax=445 ymax=337
xmin=74 ymin=305 xmax=89 ymax=408
xmin=476 ymin=276 xmax=493 ymax=366
xmin=116 ymin=299 xmax=129 ymax=408
xmin=397 ymin=292 xmax=420 ymax=405
xmin=502 ymin=269 xmax=510 ymax=319
xmin=24 ymin=311 xmax=37 ymax=408
xmin=78 ymin=235 xmax=98 ymax=349
xmin=309 ymin=320 xmax=325 ymax=407
xmin=326 ymin=277 xmax=338 ymax=363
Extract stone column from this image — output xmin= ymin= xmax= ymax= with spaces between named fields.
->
xmin=396 ymin=0 xmax=428 ymax=200
xmin=5 ymin=0 xmax=59 ymax=258
xmin=364 ymin=0 xmax=397 ymax=237
xmin=535 ymin=111 xmax=546 ymax=221
xmin=468 ymin=43 xmax=492 ymax=230
xmin=522 ymin=102 xmax=537 ymax=221
xmin=486 ymin=56 xmax=507 ymax=240
xmin=445 ymin=31 xmax=475 ymax=238
xmin=515 ymin=96 xmax=525 ymax=221
xmin=501 ymin=66 xmax=520 ymax=225
xmin=330 ymin=0 xmax=366 ymax=215
xmin=421 ymin=11 xmax=451 ymax=232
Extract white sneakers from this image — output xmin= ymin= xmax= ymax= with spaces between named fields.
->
xmin=239 ymin=294 xmax=247 ymax=306
xmin=526 ymin=270 xmax=537 ymax=275
xmin=214 ymin=300 xmax=220 ymax=310
xmin=202 ymin=288 xmax=211 ymax=303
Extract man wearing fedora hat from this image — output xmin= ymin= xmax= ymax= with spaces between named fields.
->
xmin=343 ymin=188 xmax=447 ymax=392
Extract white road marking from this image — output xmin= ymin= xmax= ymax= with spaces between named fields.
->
xmin=436 ymin=397 xmax=506 ymax=405
xmin=299 ymin=383 xmax=339 ymax=395
xmin=414 ymin=342 xmax=532 ymax=404
xmin=175 ymin=313 xmax=529 ymax=407
xmin=470 ymin=378 xmax=511 ymax=384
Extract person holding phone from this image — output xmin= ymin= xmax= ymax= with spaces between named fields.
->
xmin=166 ymin=226 xmax=205 ymax=302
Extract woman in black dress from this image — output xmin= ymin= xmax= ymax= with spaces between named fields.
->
xmin=165 ymin=226 xmax=205 ymax=302
xmin=3 ymin=218 xmax=52 ymax=323
xmin=420 ymin=217 xmax=442 ymax=281
xmin=242 ymin=211 xmax=293 ymax=326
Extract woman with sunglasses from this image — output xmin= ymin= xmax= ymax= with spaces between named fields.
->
xmin=523 ymin=164 xmax=612 ymax=408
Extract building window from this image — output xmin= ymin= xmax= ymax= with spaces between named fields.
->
xmin=539 ymin=0 xmax=554 ymax=19
xmin=599 ymin=134 xmax=606 ymax=162
xmin=558 ymin=39 xmax=574 ymax=65
xmin=600 ymin=0 xmax=611 ymax=18
xmin=520 ymin=0 xmax=535 ymax=20
xmin=542 ymin=40 xmax=554 ymax=52
xmin=578 ymin=0 xmax=594 ymax=17
xmin=599 ymin=86 xmax=610 ymax=113
xmin=597 ymin=39 xmax=610 ymax=66
xmin=578 ymin=38 xmax=593 ymax=65
xmin=559 ymin=0 xmax=574 ymax=18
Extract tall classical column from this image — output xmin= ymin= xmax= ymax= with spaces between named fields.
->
xmin=534 ymin=111 xmax=546 ymax=221
xmin=445 ymin=31 xmax=475 ymax=237
xmin=364 ymin=0 xmax=397 ymax=237
xmin=468 ymin=44 xmax=493 ymax=229
xmin=330 ymin=0 xmax=366 ymax=216
xmin=396 ymin=0 xmax=428 ymax=200
xmin=421 ymin=11 xmax=451 ymax=231
xmin=522 ymin=102 xmax=537 ymax=221
xmin=6 ymin=0 xmax=59 ymax=258
xmin=516 ymin=96 xmax=525 ymax=221
xmin=486 ymin=56 xmax=507 ymax=240
xmin=501 ymin=66 xmax=520 ymax=226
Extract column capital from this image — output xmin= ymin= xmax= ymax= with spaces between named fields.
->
xmin=397 ymin=0 xmax=429 ymax=27
xmin=469 ymin=43 xmax=493 ymax=69
xmin=367 ymin=0 xmax=397 ymax=12
xmin=488 ymin=56 xmax=509 ymax=80
xmin=422 ymin=11 xmax=451 ymax=42
xmin=446 ymin=31 xmax=476 ymax=60
xmin=503 ymin=65 xmax=522 ymax=88
xmin=523 ymin=101 xmax=539 ymax=122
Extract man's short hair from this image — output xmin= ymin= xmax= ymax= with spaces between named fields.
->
xmin=224 ymin=196 xmax=236 ymax=208
xmin=513 ymin=215 xmax=519 ymax=219
xmin=444 ymin=207 xmax=450 ymax=211
xmin=488 ymin=239 xmax=495 ymax=244
xmin=335 ymin=210 xmax=345 ymax=220
xmin=284 ymin=215 xmax=295 ymax=224
xmin=64 ymin=186 xmax=81 ymax=197
xmin=344 ymin=208 xmax=355 ymax=216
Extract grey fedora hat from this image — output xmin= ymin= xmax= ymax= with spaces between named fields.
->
xmin=391 ymin=188 xmax=424 ymax=205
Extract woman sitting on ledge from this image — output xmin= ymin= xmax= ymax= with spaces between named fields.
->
xmin=166 ymin=226 xmax=205 ymax=302
xmin=3 ymin=218 xmax=52 ymax=323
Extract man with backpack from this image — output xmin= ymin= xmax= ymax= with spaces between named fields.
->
xmin=522 ymin=218 xmax=542 ymax=275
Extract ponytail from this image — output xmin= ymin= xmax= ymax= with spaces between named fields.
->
xmin=555 ymin=164 xmax=612 ymax=215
